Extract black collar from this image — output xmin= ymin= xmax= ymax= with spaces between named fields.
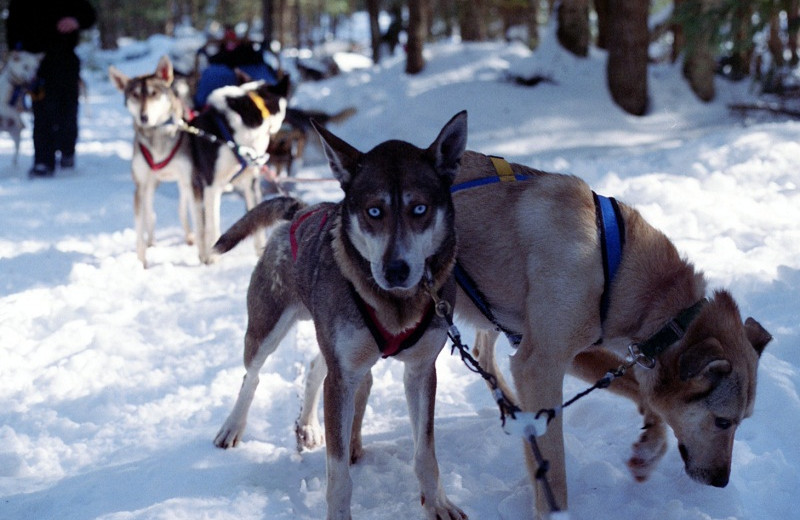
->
xmin=632 ymin=298 xmax=708 ymax=364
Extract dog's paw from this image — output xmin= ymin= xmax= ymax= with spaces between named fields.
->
xmin=421 ymin=493 xmax=468 ymax=520
xmin=626 ymin=421 xmax=667 ymax=482
xmin=295 ymin=420 xmax=325 ymax=452
xmin=214 ymin=419 xmax=246 ymax=449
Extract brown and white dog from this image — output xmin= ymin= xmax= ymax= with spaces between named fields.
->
xmin=109 ymin=56 xmax=289 ymax=267
xmin=296 ymin=149 xmax=773 ymax=517
xmin=212 ymin=112 xmax=469 ymax=519
xmin=0 ymin=50 xmax=43 ymax=166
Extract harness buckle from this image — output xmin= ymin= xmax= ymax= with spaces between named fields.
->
xmin=627 ymin=343 xmax=656 ymax=369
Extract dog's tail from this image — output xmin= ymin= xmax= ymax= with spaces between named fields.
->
xmin=214 ymin=196 xmax=305 ymax=254
xmin=325 ymin=106 xmax=357 ymax=125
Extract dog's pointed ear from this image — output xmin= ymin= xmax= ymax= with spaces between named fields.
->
xmin=268 ymin=75 xmax=291 ymax=97
xmin=428 ymin=110 xmax=468 ymax=183
xmin=108 ymin=65 xmax=130 ymax=92
xmin=155 ymin=55 xmax=174 ymax=85
xmin=313 ymin=119 xmax=361 ymax=190
xmin=744 ymin=317 xmax=772 ymax=357
xmin=678 ymin=338 xmax=732 ymax=381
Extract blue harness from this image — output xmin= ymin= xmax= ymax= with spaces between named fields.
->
xmin=451 ymin=156 xmax=625 ymax=345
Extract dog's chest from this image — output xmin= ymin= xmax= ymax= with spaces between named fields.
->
xmin=132 ymin=133 xmax=191 ymax=181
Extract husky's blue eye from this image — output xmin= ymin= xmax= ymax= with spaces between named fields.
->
xmin=367 ymin=207 xmax=382 ymax=219
xmin=412 ymin=204 xmax=427 ymax=216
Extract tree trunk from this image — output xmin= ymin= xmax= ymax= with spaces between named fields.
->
xmin=407 ymin=0 xmax=427 ymax=74
xmin=96 ymin=0 xmax=121 ymax=50
xmin=682 ymin=0 xmax=716 ymax=102
xmin=526 ymin=0 xmax=540 ymax=49
xmin=366 ymin=0 xmax=382 ymax=63
xmin=606 ymin=0 xmax=649 ymax=115
xmin=557 ymin=0 xmax=590 ymax=57
xmin=459 ymin=0 xmax=487 ymax=41
xmin=594 ymin=0 xmax=610 ymax=50
xmin=262 ymin=0 xmax=274 ymax=45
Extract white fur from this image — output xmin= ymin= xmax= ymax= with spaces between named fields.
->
xmin=0 ymin=50 xmax=43 ymax=166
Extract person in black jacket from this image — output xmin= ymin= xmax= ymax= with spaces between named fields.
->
xmin=6 ymin=0 xmax=96 ymax=177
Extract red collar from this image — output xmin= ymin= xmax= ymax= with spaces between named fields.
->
xmin=351 ymin=287 xmax=435 ymax=358
xmin=138 ymin=133 xmax=184 ymax=171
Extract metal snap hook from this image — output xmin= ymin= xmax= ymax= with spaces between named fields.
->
xmin=627 ymin=343 xmax=656 ymax=369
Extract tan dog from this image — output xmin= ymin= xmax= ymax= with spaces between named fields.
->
xmin=452 ymin=151 xmax=772 ymax=516
xmin=296 ymin=149 xmax=772 ymax=518
xmin=212 ymin=112 xmax=469 ymax=519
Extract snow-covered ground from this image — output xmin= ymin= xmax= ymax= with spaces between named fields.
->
xmin=1 ymin=30 xmax=798 ymax=520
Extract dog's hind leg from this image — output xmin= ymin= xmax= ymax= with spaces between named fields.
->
xmin=239 ymin=170 xmax=266 ymax=253
xmin=214 ymin=274 xmax=302 ymax=449
xmin=472 ymin=328 xmax=516 ymax=401
xmin=11 ymin=126 xmax=21 ymax=167
xmin=295 ymin=352 xmax=372 ymax=463
xmin=177 ymin=180 xmax=195 ymax=246
xmin=295 ymin=352 xmax=327 ymax=452
xmin=198 ymin=185 xmax=223 ymax=264
xmin=571 ymin=349 xmax=667 ymax=482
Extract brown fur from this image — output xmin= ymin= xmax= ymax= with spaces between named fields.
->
xmin=452 ymin=151 xmax=771 ymax=515
xmin=213 ymin=113 xmax=470 ymax=519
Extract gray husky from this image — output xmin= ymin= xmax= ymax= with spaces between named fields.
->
xmin=212 ymin=112 xmax=470 ymax=519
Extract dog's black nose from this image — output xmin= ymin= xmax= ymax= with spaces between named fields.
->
xmin=710 ymin=469 xmax=729 ymax=488
xmin=385 ymin=260 xmax=410 ymax=287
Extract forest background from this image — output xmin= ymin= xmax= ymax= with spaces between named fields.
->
xmin=0 ymin=0 xmax=798 ymax=116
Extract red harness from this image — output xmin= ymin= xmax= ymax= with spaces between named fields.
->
xmin=289 ymin=206 xmax=435 ymax=358
xmin=139 ymin=133 xmax=185 ymax=171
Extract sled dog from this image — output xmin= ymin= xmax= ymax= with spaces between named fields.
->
xmin=296 ymin=150 xmax=773 ymax=517
xmin=272 ymin=106 xmax=357 ymax=175
xmin=0 ymin=50 xmax=43 ymax=166
xmin=213 ymin=112 xmax=469 ymax=520
xmin=109 ymin=55 xmax=196 ymax=268
xmin=187 ymin=74 xmax=289 ymax=262
xmin=110 ymin=56 xmax=289 ymax=267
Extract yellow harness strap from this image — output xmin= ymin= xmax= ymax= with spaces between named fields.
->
xmin=490 ymin=155 xmax=516 ymax=182
xmin=247 ymin=91 xmax=271 ymax=120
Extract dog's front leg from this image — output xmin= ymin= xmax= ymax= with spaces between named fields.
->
xmin=177 ymin=180 xmax=195 ymax=246
xmin=323 ymin=362 xmax=366 ymax=520
xmin=202 ymin=185 xmax=223 ymax=264
xmin=403 ymin=354 xmax=467 ymax=520
xmin=133 ymin=177 xmax=156 ymax=268
xmin=570 ymin=349 xmax=668 ymax=482
xmin=510 ymin=344 xmax=569 ymax=517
